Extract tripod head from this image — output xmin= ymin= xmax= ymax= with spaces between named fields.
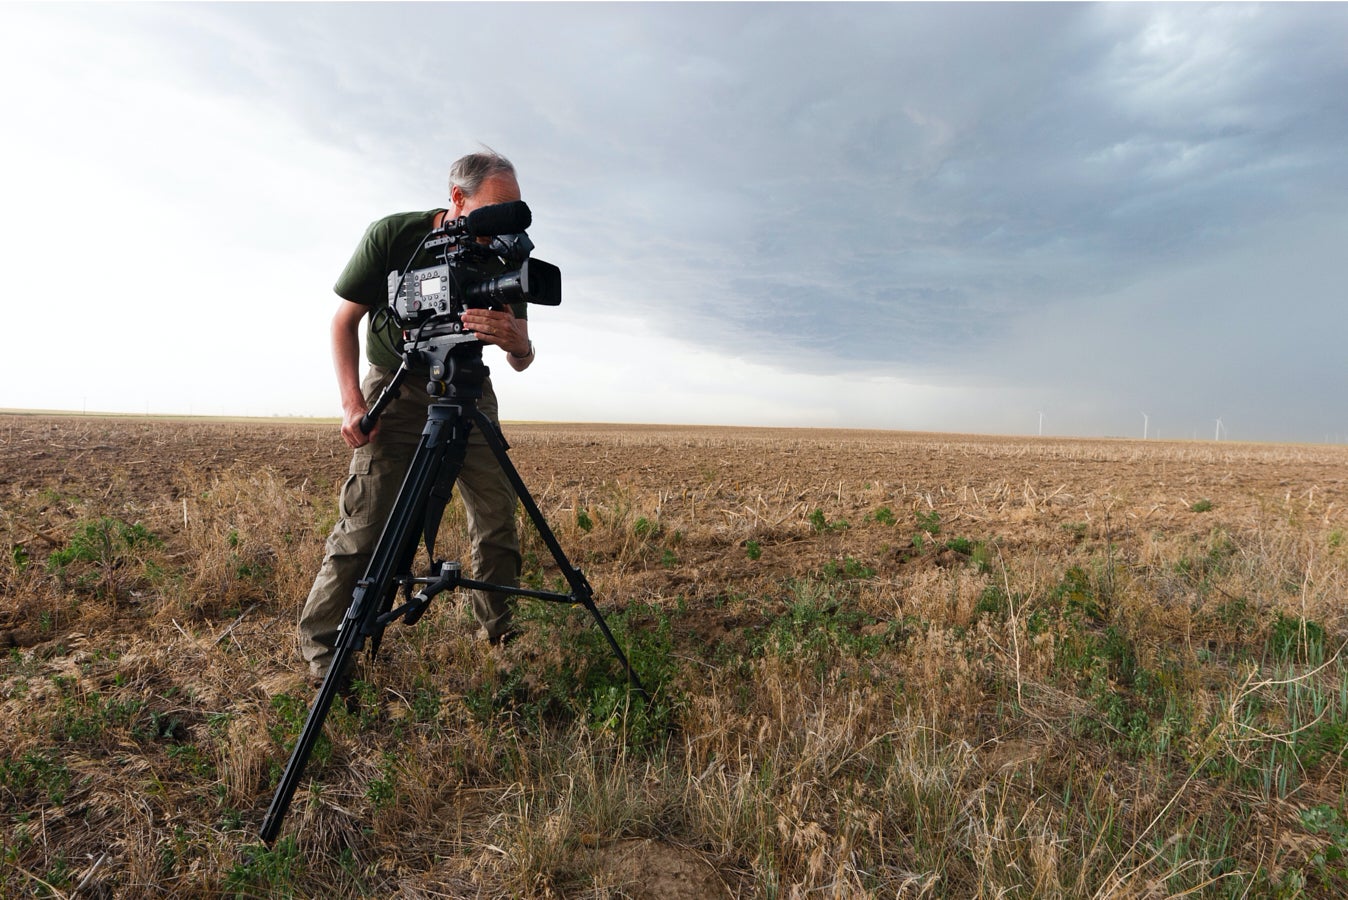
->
xmin=359 ymin=330 xmax=489 ymax=434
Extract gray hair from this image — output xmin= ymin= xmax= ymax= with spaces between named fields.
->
xmin=449 ymin=150 xmax=516 ymax=198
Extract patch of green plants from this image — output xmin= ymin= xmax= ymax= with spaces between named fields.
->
xmin=745 ymin=540 xmax=762 ymax=561
xmin=973 ymin=585 xmax=1008 ymax=622
xmin=166 ymin=742 xmax=215 ymax=779
xmin=1267 ymin=613 xmax=1327 ymax=665
xmin=225 ymin=837 xmax=304 ymax=898
xmin=409 ymin=676 xmax=442 ymax=727
xmin=633 ymin=516 xmax=659 ymax=539
xmin=365 ymin=751 xmax=399 ymax=810
xmin=808 ymin=509 xmax=850 ymax=533
xmin=486 ymin=599 xmax=683 ymax=748
xmin=1042 ymin=583 xmax=1195 ymax=757
xmin=867 ymin=506 xmax=896 ymax=526
xmin=941 ymin=536 xmax=993 ymax=573
xmin=52 ymin=689 xmax=147 ymax=744
xmin=1190 ymin=498 xmax=1214 ymax=513
xmin=45 ymin=516 xmax=162 ymax=596
xmin=819 ymin=556 xmax=875 ymax=581
xmin=1216 ymin=636 xmax=1348 ymax=797
xmin=231 ymin=554 xmax=271 ymax=581
xmin=944 ymin=536 xmax=974 ymax=555
xmin=1300 ymin=804 xmax=1348 ymax=890
xmin=1213 ymin=594 xmax=1253 ymax=631
xmin=1174 ymin=528 xmax=1238 ymax=590
xmin=754 ymin=578 xmax=887 ymax=672
xmin=133 ymin=708 xmax=188 ymax=744
xmin=916 ymin=510 xmax=941 ymax=536
xmin=520 ymin=550 xmax=547 ymax=590
xmin=266 ymin=693 xmax=308 ymax=747
xmin=1050 ymin=565 xmax=1105 ymax=622
xmin=263 ymin=692 xmax=332 ymax=786
xmin=575 ymin=509 xmax=594 ymax=533
xmin=0 ymin=749 xmax=72 ymax=808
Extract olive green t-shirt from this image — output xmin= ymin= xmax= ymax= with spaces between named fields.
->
xmin=333 ymin=209 xmax=527 ymax=370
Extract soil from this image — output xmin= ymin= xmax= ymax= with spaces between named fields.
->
xmin=6 ymin=414 xmax=1346 ymax=596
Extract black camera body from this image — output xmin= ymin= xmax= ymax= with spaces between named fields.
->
xmin=387 ymin=202 xmax=560 ymax=348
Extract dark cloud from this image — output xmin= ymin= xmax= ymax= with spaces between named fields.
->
xmin=47 ymin=2 xmax=1345 ymax=440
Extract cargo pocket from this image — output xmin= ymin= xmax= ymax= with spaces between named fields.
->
xmin=338 ymin=448 xmax=375 ymax=526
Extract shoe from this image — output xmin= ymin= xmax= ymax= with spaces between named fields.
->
xmin=489 ymin=628 xmax=521 ymax=648
xmin=309 ymin=661 xmax=355 ymax=696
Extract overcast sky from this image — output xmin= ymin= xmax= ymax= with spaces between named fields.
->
xmin=2 ymin=2 xmax=1345 ymax=442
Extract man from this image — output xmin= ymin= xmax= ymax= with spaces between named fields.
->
xmin=298 ymin=150 xmax=535 ymax=686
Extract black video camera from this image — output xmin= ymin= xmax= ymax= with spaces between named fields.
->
xmin=388 ymin=200 xmax=561 ymax=349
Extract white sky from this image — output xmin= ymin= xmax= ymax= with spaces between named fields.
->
xmin=2 ymin=2 xmax=1345 ymax=442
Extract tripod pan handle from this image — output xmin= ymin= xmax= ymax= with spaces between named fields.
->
xmin=360 ymin=365 xmax=411 ymax=434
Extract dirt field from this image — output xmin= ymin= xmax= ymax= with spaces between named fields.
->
xmin=6 ymin=414 xmax=1345 ymax=627
xmin=8 ymin=413 xmax=1343 ymax=592
xmin=3 ymin=413 xmax=1348 ymax=897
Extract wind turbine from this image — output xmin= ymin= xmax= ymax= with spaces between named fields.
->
xmin=1215 ymin=418 xmax=1225 ymax=441
xmin=1142 ymin=412 xmax=1150 ymax=441
xmin=1038 ymin=411 xmax=1044 ymax=437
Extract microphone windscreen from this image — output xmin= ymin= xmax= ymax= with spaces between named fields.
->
xmin=465 ymin=200 xmax=532 ymax=237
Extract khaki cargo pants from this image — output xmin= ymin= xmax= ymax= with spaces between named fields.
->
xmin=298 ymin=365 xmax=520 ymax=678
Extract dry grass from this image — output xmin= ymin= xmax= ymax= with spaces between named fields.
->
xmin=3 ymin=414 xmax=1348 ymax=897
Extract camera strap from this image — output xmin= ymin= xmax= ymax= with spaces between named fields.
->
xmin=423 ymin=475 xmax=453 ymax=567
xmin=419 ymin=407 xmax=473 ymax=568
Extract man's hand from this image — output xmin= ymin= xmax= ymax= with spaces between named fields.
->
xmin=340 ymin=402 xmax=375 ymax=449
xmin=460 ymin=306 xmax=529 ymax=358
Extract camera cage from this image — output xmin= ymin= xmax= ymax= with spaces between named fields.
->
xmin=385 ymin=202 xmax=561 ymax=357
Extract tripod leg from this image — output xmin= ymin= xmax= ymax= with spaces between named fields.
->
xmin=260 ymin=402 xmax=473 ymax=843
xmin=471 ymin=411 xmax=651 ymax=703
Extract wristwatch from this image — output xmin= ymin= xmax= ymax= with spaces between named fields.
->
xmin=510 ymin=341 xmax=535 ymax=361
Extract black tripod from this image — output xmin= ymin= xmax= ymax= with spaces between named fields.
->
xmin=260 ymin=344 xmax=648 ymax=843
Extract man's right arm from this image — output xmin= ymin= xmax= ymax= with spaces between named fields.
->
xmin=333 ymin=299 xmax=372 ymax=449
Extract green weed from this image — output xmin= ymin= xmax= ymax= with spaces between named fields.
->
xmin=1301 ymin=804 xmax=1348 ymax=889
xmin=756 ymin=578 xmax=886 ymax=671
xmin=45 ymin=516 xmax=161 ymax=598
xmin=0 ymin=750 xmax=72 ymax=807
xmin=819 ymin=556 xmax=875 ymax=581
xmin=366 ymin=752 xmax=399 ymax=809
xmin=808 ymin=509 xmax=850 ymax=533
xmin=868 ymin=506 xmax=896 ymax=526
xmin=224 ymin=838 xmax=304 ymax=898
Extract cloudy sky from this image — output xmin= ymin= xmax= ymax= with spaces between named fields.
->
xmin=2 ymin=2 xmax=1345 ymax=443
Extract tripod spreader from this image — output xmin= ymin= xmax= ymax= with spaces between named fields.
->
xmin=375 ymin=561 xmax=463 ymax=628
